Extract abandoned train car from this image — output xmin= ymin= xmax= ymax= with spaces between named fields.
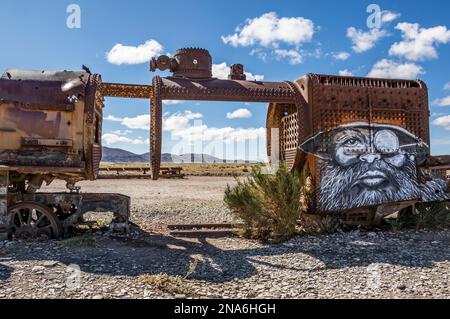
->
xmin=0 ymin=69 xmax=129 ymax=239
xmin=0 ymin=47 xmax=449 ymax=239
xmin=146 ymin=48 xmax=450 ymax=224
xmin=267 ymin=74 xmax=450 ymax=223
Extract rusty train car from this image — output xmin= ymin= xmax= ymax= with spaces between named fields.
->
xmin=144 ymin=48 xmax=450 ymax=224
xmin=0 ymin=47 xmax=449 ymax=239
xmin=0 ymin=70 xmax=129 ymax=239
xmin=267 ymin=74 xmax=450 ymax=223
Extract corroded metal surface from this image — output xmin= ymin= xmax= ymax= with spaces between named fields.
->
xmin=159 ymin=77 xmax=296 ymax=102
xmin=3 ymin=191 xmax=130 ymax=238
xmin=100 ymin=83 xmax=152 ymax=99
xmin=151 ymin=47 xmax=213 ymax=79
xmin=426 ymin=155 xmax=450 ymax=168
xmin=0 ymin=69 xmax=103 ymax=186
xmin=150 ymin=76 xmax=163 ymax=180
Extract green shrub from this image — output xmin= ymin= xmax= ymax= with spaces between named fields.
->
xmin=224 ymin=163 xmax=304 ymax=241
xmin=393 ymin=201 xmax=450 ymax=230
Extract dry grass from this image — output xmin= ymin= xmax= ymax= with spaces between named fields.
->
xmin=140 ymin=273 xmax=194 ymax=296
xmin=61 ymin=234 xmax=96 ymax=248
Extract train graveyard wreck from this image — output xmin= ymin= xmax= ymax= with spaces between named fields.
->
xmin=0 ymin=47 xmax=449 ymax=240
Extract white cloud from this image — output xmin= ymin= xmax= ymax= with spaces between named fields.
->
xmin=106 ymin=39 xmax=163 ymax=65
xmin=339 ymin=69 xmax=354 ymax=76
xmin=389 ymin=23 xmax=450 ymax=61
xmin=171 ymin=125 xmax=265 ymax=144
xmin=444 ymin=82 xmax=450 ymax=91
xmin=102 ymin=133 xmax=149 ymax=145
xmin=432 ymin=96 xmax=450 ymax=107
xmin=104 ymin=110 xmax=265 ymax=145
xmin=112 ymin=130 xmax=132 ymax=136
xmin=367 ymin=59 xmax=424 ymax=79
xmin=212 ymin=62 xmax=264 ymax=81
xmin=347 ymin=27 xmax=388 ymax=53
xmin=105 ymin=114 xmax=150 ymax=130
xmin=164 ymin=111 xmax=203 ymax=132
xmin=226 ymin=108 xmax=252 ymax=119
xmin=381 ymin=10 xmax=401 ymax=24
xmin=164 ymin=100 xmax=185 ymax=105
xmin=121 ymin=114 xmax=151 ymax=130
xmin=274 ymin=49 xmax=303 ymax=64
xmin=432 ymin=115 xmax=450 ymax=130
xmin=164 ymin=111 xmax=264 ymax=143
xmin=221 ymin=12 xmax=315 ymax=48
xmin=333 ymin=51 xmax=350 ymax=61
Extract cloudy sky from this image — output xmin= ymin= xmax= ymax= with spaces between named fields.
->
xmin=1 ymin=0 xmax=449 ymax=160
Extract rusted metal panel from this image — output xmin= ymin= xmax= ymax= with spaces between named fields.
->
xmin=426 ymin=155 xmax=450 ymax=168
xmin=0 ymin=69 xmax=87 ymax=110
xmin=0 ymin=69 xmax=103 ymax=187
xmin=159 ymin=77 xmax=296 ymax=103
xmin=100 ymin=83 xmax=152 ymax=99
xmin=21 ymin=137 xmax=73 ymax=147
xmin=150 ymin=76 xmax=163 ymax=180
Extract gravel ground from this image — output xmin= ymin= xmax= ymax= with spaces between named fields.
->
xmin=1 ymin=177 xmax=450 ymax=299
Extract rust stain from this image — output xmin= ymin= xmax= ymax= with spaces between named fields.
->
xmin=6 ymin=108 xmax=61 ymax=138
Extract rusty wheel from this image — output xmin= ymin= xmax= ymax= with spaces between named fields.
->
xmin=8 ymin=202 xmax=62 ymax=239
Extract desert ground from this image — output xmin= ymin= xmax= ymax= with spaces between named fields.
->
xmin=1 ymin=176 xmax=450 ymax=299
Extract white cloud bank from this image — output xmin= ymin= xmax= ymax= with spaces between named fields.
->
xmin=222 ymin=12 xmax=314 ymax=48
xmin=274 ymin=49 xmax=303 ymax=65
xmin=222 ymin=12 xmax=315 ymax=65
xmin=106 ymin=39 xmax=163 ymax=65
xmin=105 ymin=111 xmax=264 ymax=144
xmin=339 ymin=69 xmax=354 ymax=76
xmin=347 ymin=27 xmax=388 ymax=53
xmin=432 ymin=115 xmax=450 ymax=131
xmin=389 ymin=23 xmax=450 ymax=61
xmin=432 ymin=96 xmax=450 ymax=107
xmin=346 ymin=10 xmax=400 ymax=53
xmin=333 ymin=51 xmax=350 ymax=61
xmin=102 ymin=133 xmax=149 ymax=145
xmin=226 ymin=108 xmax=252 ymax=119
xmin=367 ymin=59 xmax=424 ymax=79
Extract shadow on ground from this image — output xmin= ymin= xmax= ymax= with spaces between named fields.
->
xmin=1 ymin=226 xmax=450 ymax=283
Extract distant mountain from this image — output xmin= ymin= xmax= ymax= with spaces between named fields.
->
xmin=140 ymin=152 xmax=222 ymax=164
xmin=102 ymin=147 xmax=255 ymax=164
xmin=102 ymin=147 xmax=147 ymax=163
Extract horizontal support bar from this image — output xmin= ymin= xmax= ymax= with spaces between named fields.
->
xmin=100 ymin=83 xmax=152 ymax=99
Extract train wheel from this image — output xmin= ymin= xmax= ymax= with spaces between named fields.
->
xmin=8 ymin=202 xmax=62 ymax=239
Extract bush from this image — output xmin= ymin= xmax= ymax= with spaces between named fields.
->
xmin=393 ymin=201 xmax=450 ymax=230
xmin=224 ymin=163 xmax=304 ymax=241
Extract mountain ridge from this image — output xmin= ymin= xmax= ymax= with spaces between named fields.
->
xmin=102 ymin=146 xmax=254 ymax=163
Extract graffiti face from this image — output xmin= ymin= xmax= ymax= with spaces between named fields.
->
xmin=300 ymin=123 xmax=448 ymax=211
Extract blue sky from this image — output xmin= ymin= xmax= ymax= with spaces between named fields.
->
xmin=1 ymin=0 xmax=449 ymax=160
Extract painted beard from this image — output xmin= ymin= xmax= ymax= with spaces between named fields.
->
xmin=318 ymin=157 xmax=420 ymax=211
